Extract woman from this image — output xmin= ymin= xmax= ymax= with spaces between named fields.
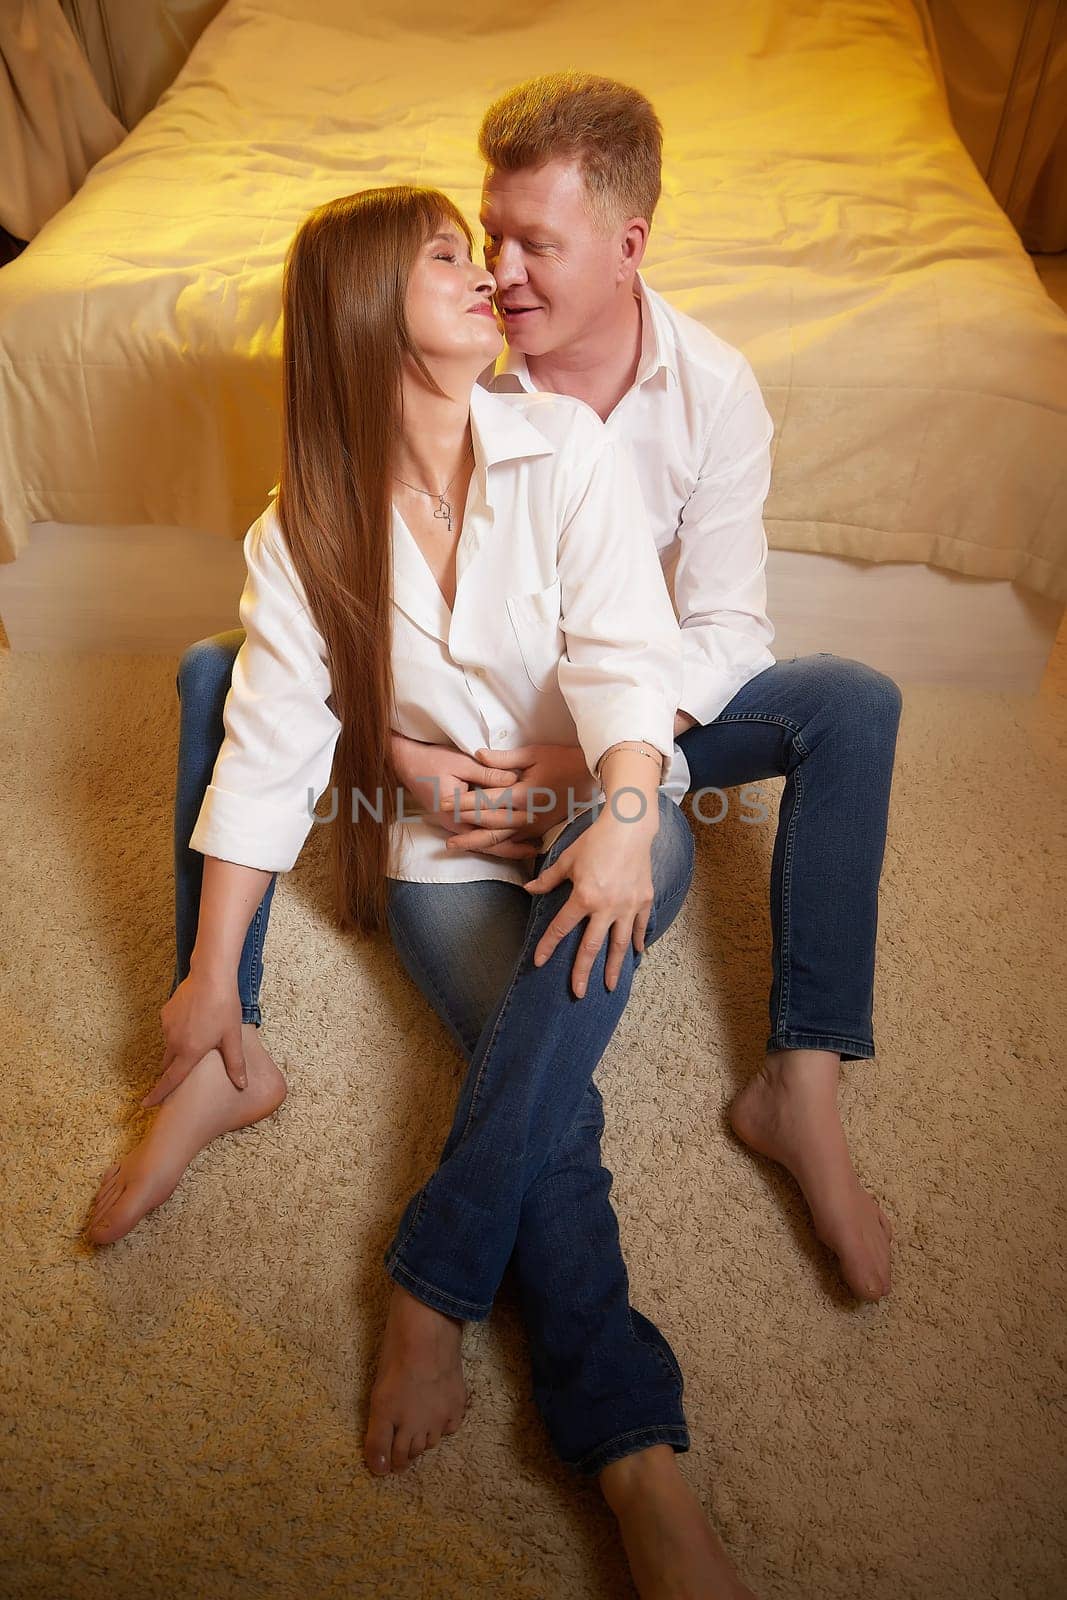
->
xmin=84 ymin=187 xmax=759 ymax=1599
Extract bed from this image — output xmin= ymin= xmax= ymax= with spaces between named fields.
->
xmin=0 ymin=0 xmax=1064 ymax=688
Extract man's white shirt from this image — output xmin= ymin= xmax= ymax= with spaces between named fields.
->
xmin=485 ymin=272 xmax=777 ymax=793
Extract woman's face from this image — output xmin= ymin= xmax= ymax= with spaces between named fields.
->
xmin=404 ymin=222 xmax=504 ymax=371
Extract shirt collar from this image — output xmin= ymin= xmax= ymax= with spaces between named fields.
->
xmin=491 ymin=271 xmax=678 ymax=395
xmin=271 ymin=380 xmax=553 ymax=497
xmin=468 ymin=377 xmax=557 ymax=469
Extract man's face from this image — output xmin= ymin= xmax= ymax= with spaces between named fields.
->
xmin=479 ymin=158 xmax=625 ymax=359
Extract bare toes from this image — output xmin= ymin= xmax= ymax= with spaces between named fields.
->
xmin=93 ymin=1175 xmax=123 ymax=1211
xmin=85 ymin=1210 xmax=122 ymax=1244
xmin=93 ymin=1184 xmax=126 ymax=1220
xmin=364 ymin=1418 xmax=395 ymax=1476
xmin=89 ymin=1185 xmax=124 ymax=1226
xmin=860 ymin=1258 xmax=891 ymax=1301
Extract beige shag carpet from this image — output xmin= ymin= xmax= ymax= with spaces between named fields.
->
xmin=2 ymin=646 xmax=1065 ymax=1600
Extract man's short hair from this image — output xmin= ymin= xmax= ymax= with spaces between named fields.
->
xmin=478 ymin=71 xmax=663 ymax=232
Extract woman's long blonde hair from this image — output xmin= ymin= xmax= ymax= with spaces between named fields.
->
xmin=277 ymin=185 xmax=474 ymax=934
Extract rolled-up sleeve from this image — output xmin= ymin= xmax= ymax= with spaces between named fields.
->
xmin=673 ymin=359 xmax=777 ymax=725
xmin=188 ymin=505 xmax=342 ymax=872
xmin=554 ymin=412 xmax=682 ymax=782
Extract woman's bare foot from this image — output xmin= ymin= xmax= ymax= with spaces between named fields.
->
xmin=727 ymin=1048 xmax=892 ymax=1300
xmin=600 ymin=1444 xmax=759 ymax=1599
xmin=82 ymin=1024 xmax=286 ymax=1246
xmin=364 ymin=1282 xmax=469 ymax=1475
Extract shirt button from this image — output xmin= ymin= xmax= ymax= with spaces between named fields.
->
xmin=495 ymin=729 xmax=510 ymax=742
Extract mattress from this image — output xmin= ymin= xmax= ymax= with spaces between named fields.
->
xmin=1 ymin=0 xmax=1065 ymax=599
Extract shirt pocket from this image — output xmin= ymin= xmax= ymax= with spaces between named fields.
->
xmin=505 ymin=578 xmax=564 ymax=693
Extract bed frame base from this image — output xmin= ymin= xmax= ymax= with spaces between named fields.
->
xmin=0 ymin=522 xmax=1061 ymax=695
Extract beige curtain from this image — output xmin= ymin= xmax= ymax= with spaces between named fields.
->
xmin=60 ymin=0 xmax=228 ymax=130
xmin=925 ymin=0 xmax=1067 ymax=252
xmin=0 ymin=0 xmax=124 ymax=241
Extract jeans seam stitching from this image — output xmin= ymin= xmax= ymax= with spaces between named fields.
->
xmin=773 ymin=732 xmax=808 ymax=1038
xmin=627 ymin=1306 xmax=683 ymax=1384
xmin=249 ymin=902 xmax=265 ymax=1015
xmin=387 ymin=1258 xmax=488 ymax=1315
xmin=575 ymin=1424 xmax=689 ymax=1471
xmin=703 ymin=711 xmax=804 ymax=732
xmin=770 ymin=1031 xmax=875 ymax=1052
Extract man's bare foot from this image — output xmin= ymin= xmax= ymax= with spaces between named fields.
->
xmin=363 ymin=1282 xmax=468 ymax=1475
xmin=727 ymin=1048 xmax=892 ymax=1300
xmin=600 ymin=1444 xmax=759 ymax=1599
xmin=82 ymin=1024 xmax=287 ymax=1246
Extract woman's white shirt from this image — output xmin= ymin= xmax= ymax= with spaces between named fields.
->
xmin=189 ymin=383 xmax=684 ymax=886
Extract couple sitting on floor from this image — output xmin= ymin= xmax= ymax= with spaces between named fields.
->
xmin=83 ymin=70 xmax=902 ymax=1600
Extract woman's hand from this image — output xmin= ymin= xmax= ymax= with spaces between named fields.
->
xmin=390 ymin=733 xmax=522 ymax=836
xmin=140 ymin=970 xmax=247 ymax=1108
xmin=524 ymin=799 xmax=659 ymax=999
xmin=444 ymin=743 xmax=596 ymax=858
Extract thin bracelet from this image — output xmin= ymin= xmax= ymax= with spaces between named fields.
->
xmin=594 ymin=742 xmax=664 ymax=786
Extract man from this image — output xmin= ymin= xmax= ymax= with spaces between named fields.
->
xmin=392 ymin=70 xmax=903 ymax=1307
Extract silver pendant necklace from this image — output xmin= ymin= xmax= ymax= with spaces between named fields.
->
xmin=393 ymin=441 xmax=473 ymax=534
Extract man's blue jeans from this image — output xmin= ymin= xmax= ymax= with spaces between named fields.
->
xmin=674 ymin=651 xmax=903 ymax=1062
xmin=171 ymin=630 xmax=696 ymax=1475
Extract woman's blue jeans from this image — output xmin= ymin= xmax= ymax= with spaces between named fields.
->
xmin=383 ymin=797 xmax=696 ymax=1473
xmin=171 ymin=630 xmax=696 ymax=1475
